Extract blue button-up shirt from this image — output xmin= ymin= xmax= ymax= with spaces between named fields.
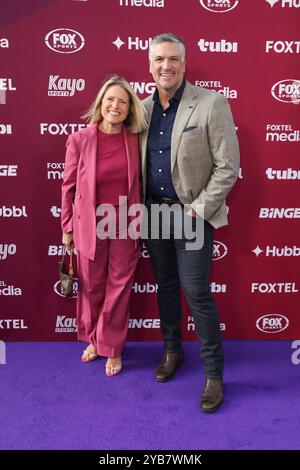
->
xmin=146 ymin=80 xmax=186 ymax=200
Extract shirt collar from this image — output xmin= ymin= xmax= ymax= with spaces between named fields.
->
xmin=153 ymin=79 xmax=186 ymax=105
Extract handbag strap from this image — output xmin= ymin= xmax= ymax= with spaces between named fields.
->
xmin=62 ymin=247 xmax=74 ymax=276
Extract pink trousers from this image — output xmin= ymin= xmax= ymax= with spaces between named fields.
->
xmin=76 ymin=237 xmax=139 ymax=357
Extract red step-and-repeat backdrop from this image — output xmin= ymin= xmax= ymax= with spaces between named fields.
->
xmin=1 ymin=0 xmax=299 ymax=341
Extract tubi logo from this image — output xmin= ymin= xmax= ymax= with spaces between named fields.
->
xmin=198 ymin=39 xmax=238 ymax=53
xmin=256 ymin=314 xmax=289 ymax=334
xmin=271 ymin=79 xmax=300 ymax=104
xmin=212 ymin=241 xmax=228 ymax=261
xmin=199 ymin=0 xmax=239 ymax=13
xmin=45 ymin=29 xmax=85 ymax=54
xmin=0 ymin=124 xmax=12 ymax=134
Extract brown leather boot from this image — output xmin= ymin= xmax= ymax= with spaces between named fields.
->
xmin=200 ymin=377 xmax=223 ymax=413
xmin=155 ymin=351 xmax=184 ymax=382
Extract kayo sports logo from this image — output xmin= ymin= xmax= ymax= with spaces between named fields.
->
xmin=199 ymin=0 xmax=239 ymax=13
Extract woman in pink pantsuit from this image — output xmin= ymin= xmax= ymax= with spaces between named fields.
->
xmin=61 ymin=76 xmax=147 ymax=376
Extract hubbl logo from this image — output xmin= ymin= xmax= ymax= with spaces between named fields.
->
xmin=45 ymin=29 xmax=85 ymax=54
xmin=199 ymin=0 xmax=239 ymax=13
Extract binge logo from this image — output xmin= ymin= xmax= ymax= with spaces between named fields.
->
xmin=291 ymin=340 xmax=300 ymax=365
xmin=212 ymin=241 xmax=228 ymax=261
xmin=0 ymin=341 xmax=5 ymax=365
xmin=271 ymin=79 xmax=300 ymax=104
xmin=48 ymin=75 xmax=85 ymax=97
xmin=45 ymin=29 xmax=85 ymax=54
xmin=130 ymin=82 xmax=156 ymax=96
xmin=0 ymin=124 xmax=12 ymax=134
xmin=266 ymin=0 xmax=300 ymax=7
xmin=266 ymin=168 xmax=300 ymax=179
xmin=199 ymin=0 xmax=239 ymax=13
xmin=256 ymin=314 xmax=289 ymax=333
xmin=50 ymin=206 xmax=61 ymax=218
xmin=40 ymin=123 xmax=87 ymax=135
xmin=266 ymin=40 xmax=300 ymax=54
xmin=198 ymin=39 xmax=238 ymax=53
xmin=259 ymin=208 xmax=300 ymax=218
xmin=266 ymin=124 xmax=300 ymax=142
xmin=112 ymin=36 xmax=151 ymax=51
xmin=0 ymin=165 xmax=18 ymax=176
xmin=128 ymin=319 xmax=160 ymax=328
xmin=0 ymin=206 xmax=28 ymax=218
xmin=0 ymin=281 xmax=22 ymax=296
xmin=0 ymin=38 xmax=9 ymax=48
xmin=48 ymin=245 xmax=78 ymax=256
xmin=55 ymin=315 xmax=77 ymax=333
xmin=0 ymin=244 xmax=17 ymax=261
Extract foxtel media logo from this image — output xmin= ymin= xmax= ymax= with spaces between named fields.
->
xmin=0 ymin=280 xmax=22 ymax=296
xmin=266 ymin=124 xmax=300 ymax=142
xmin=47 ymin=162 xmax=64 ymax=180
xmin=187 ymin=316 xmax=226 ymax=332
xmin=195 ymin=80 xmax=238 ymax=100
xmin=119 ymin=0 xmax=165 ymax=7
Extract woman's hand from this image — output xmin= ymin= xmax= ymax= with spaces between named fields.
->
xmin=62 ymin=232 xmax=74 ymax=252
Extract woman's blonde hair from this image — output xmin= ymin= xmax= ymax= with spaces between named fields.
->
xmin=82 ymin=75 xmax=147 ymax=133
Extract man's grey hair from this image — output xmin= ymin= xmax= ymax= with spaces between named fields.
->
xmin=149 ymin=33 xmax=186 ymax=60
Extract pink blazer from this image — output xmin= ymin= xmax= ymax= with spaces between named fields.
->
xmin=61 ymin=124 xmax=141 ymax=260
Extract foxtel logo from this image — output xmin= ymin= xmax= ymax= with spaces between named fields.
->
xmin=40 ymin=123 xmax=86 ymax=135
xmin=266 ymin=40 xmax=300 ymax=54
xmin=251 ymin=282 xmax=298 ymax=293
xmin=259 ymin=208 xmax=300 ymax=218
xmin=266 ymin=124 xmax=300 ymax=142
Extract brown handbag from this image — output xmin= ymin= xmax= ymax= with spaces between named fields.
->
xmin=59 ymin=249 xmax=74 ymax=297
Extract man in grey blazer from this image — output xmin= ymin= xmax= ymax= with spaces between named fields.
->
xmin=141 ymin=33 xmax=240 ymax=412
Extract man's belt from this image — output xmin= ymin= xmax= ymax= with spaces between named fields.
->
xmin=148 ymin=196 xmax=182 ymax=206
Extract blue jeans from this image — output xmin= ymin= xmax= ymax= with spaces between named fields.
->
xmin=144 ymin=202 xmax=223 ymax=378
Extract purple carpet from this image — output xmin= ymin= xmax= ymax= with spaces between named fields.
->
xmin=0 ymin=341 xmax=299 ymax=450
